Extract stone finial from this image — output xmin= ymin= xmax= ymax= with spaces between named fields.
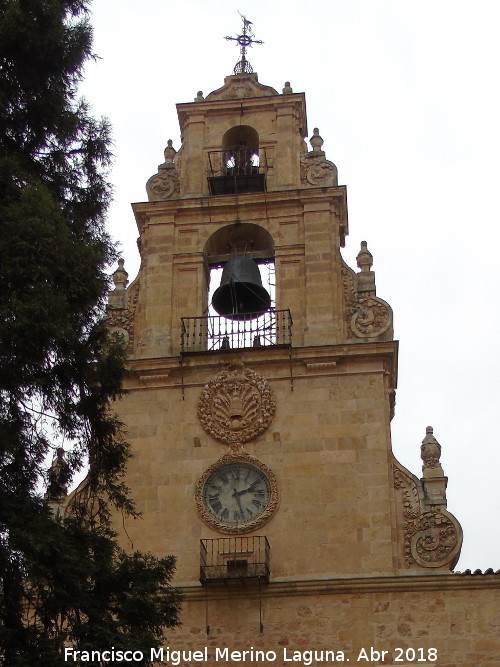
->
xmin=46 ymin=447 xmax=70 ymax=501
xmin=310 ymin=127 xmax=324 ymax=153
xmin=420 ymin=426 xmax=447 ymax=510
xmin=112 ymin=258 xmax=129 ymax=291
xmin=163 ymin=139 xmax=177 ymax=164
xmin=356 ymin=241 xmax=373 ymax=272
xmin=282 ymin=81 xmax=293 ymax=94
xmin=421 ymin=426 xmax=442 ymax=472
xmin=194 ymin=90 xmax=205 ymax=102
xmin=351 ymin=241 xmax=393 ymax=340
xmin=355 ymin=241 xmax=376 ymax=296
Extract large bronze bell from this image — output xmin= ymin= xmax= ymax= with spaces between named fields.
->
xmin=212 ymin=257 xmax=271 ymax=320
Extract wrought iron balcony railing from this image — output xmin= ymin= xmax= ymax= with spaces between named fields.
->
xmin=200 ymin=536 xmax=270 ymax=585
xmin=207 ymin=148 xmax=267 ymax=195
xmin=180 ymin=309 xmax=292 ymax=353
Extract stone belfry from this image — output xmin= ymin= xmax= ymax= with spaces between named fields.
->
xmin=102 ymin=17 xmax=497 ymax=663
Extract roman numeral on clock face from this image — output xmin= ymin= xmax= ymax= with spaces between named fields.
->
xmin=209 ymin=498 xmax=222 ymax=513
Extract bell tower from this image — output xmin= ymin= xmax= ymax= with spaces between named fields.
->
xmin=104 ymin=17 xmax=472 ymax=662
xmin=130 ymin=61 xmax=350 ymax=355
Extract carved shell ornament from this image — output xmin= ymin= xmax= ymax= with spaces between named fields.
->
xmin=197 ymin=364 xmax=275 ymax=445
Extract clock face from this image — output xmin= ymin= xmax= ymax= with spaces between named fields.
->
xmin=198 ymin=460 xmax=277 ymax=533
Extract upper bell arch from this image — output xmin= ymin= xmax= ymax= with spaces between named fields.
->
xmin=203 ymin=222 xmax=274 ymax=266
xmin=208 ymin=125 xmax=264 ymax=195
xmin=222 ymin=125 xmax=259 ymax=156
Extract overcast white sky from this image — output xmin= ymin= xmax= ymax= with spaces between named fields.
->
xmin=81 ymin=0 xmax=500 ymax=572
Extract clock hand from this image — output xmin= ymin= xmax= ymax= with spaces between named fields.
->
xmin=233 ymin=488 xmax=244 ymax=514
xmin=238 ymin=480 xmax=261 ymax=495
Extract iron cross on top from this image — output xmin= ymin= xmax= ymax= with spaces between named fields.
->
xmin=225 ymin=13 xmax=263 ymax=74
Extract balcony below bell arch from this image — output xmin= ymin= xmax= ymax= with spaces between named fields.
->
xmin=207 ymin=125 xmax=267 ymax=195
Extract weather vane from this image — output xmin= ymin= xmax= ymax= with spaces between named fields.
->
xmin=225 ymin=12 xmax=263 ymax=75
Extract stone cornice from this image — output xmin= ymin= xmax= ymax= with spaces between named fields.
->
xmin=177 ymin=93 xmax=303 ymax=114
xmin=132 ymin=186 xmax=347 ymax=233
xmin=124 ymin=341 xmax=398 ymax=391
xmin=177 ymin=572 xmax=500 ymax=602
xmin=176 ymin=91 xmax=307 ymax=137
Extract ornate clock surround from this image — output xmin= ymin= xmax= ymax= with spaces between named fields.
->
xmin=196 ymin=363 xmax=279 ymax=534
xmin=195 ymin=450 xmax=279 ymax=534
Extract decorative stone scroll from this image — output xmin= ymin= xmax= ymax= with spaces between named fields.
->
xmin=345 ymin=242 xmax=393 ymax=341
xmin=146 ymin=170 xmax=178 ymax=200
xmin=410 ymin=510 xmax=463 ymax=568
xmin=393 ymin=463 xmax=422 ymax=568
xmin=145 ymin=139 xmax=180 ymax=201
xmin=300 ymin=127 xmax=338 ymax=187
xmin=301 ymin=154 xmax=338 ymax=186
xmin=350 ymin=295 xmax=392 ymax=338
xmin=341 ymin=261 xmax=357 ymax=339
xmin=106 ymin=260 xmax=139 ymax=349
xmin=197 ymin=363 xmax=275 ymax=446
xmin=393 ymin=427 xmax=463 ymax=570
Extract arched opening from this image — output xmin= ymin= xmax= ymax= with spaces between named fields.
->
xmin=207 ymin=126 xmax=266 ymax=195
xmin=204 ymin=222 xmax=274 ymax=264
xmin=205 ymin=223 xmax=275 ymax=319
xmin=222 ymin=125 xmax=260 ymax=171
xmin=180 ymin=224 xmax=291 ymax=352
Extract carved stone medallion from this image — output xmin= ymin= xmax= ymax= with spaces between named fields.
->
xmin=198 ymin=364 xmax=275 ymax=445
xmin=410 ymin=510 xmax=463 ymax=568
xmin=351 ymin=295 xmax=392 ymax=338
xmin=146 ymin=169 xmax=178 ymax=201
xmin=195 ymin=450 xmax=279 ymax=534
xmin=300 ymin=153 xmax=338 ymax=187
xmin=307 ymin=159 xmax=337 ymax=186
